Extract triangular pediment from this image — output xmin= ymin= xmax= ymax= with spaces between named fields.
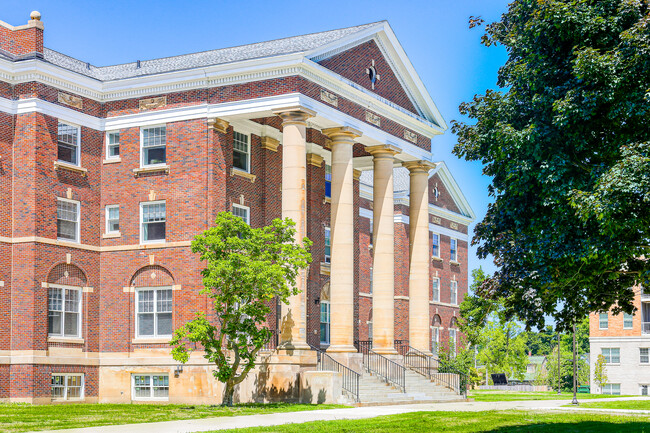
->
xmin=429 ymin=162 xmax=476 ymax=221
xmin=306 ymin=21 xmax=446 ymax=129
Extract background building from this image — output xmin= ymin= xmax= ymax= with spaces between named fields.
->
xmin=0 ymin=12 xmax=473 ymax=404
xmin=589 ymin=288 xmax=650 ymax=395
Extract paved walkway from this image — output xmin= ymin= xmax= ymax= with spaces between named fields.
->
xmin=33 ymin=397 xmax=650 ymax=433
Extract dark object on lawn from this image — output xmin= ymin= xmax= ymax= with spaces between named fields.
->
xmin=181 ymin=406 xmax=196 ymax=410
xmin=491 ymin=373 xmax=508 ymax=385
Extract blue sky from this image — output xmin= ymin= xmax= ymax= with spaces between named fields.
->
xmin=1 ymin=0 xmax=510 ymax=280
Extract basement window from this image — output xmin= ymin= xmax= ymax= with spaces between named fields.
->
xmin=51 ymin=374 xmax=84 ymax=400
xmin=132 ymin=374 xmax=169 ymax=400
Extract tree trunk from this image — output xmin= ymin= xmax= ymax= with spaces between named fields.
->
xmin=223 ymin=380 xmax=235 ymax=407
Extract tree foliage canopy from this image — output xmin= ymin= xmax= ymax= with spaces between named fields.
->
xmin=453 ymin=0 xmax=650 ymax=330
xmin=170 ymin=212 xmax=312 ymax=405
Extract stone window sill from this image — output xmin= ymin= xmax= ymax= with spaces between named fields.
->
xmin=230 ymin=168 xmax=256 ymax=183
xmin=54 ymin=161 xmax=88 ymax=176
xmin=103 ymin=157 xmax=121 ymax=164
xmin=133 ymin=165 xmax=170 ymax=176
xmin=102 ymin=232 xmax=121 ymax=239
xmin=431 ymin=256 xmax=443 ymax=262
xmin=359 ymin=292 xmax=373 ymax=298
xmin=48 ymin=336 xmax=85 ymax=344
xmin=450 ymin=260 xmax=461 ymax=266
xmin=324 ymin=197 xmax=331 ymax=204
xmin=132 ymin=338 xmax=171 ymax=344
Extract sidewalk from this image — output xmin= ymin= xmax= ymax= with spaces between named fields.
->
xmin=32 ymin=397 xmax=650 ymax=433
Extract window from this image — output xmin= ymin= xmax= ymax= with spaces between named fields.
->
xmin=57 ymin=122 xmax=80 ymax=165
xmin=141 ymin=126 xmax=166 ymax=167
xmin=320 ymin=301 xmax=330 ymax=345
xmin=324 ymin=227 xmax=331 ymax=264
xmin=432 ymin=233 xmax=440 ymax=258
xmin=641 ymin=348 xmax=649 ymax=364
xmin=432 ymin=277 xmax=440 ymax=302
xmin=624 ymin=313 xmax=634 ymax=329
xmin=106 ymin=205 xmax=119 ymax=234
xmin=48 ymin=286 xmax=81 ymax=338
xmin=431 ymin=327 xmax=439 ymax=355
xmin=325 ymin=164 xmax=332 ymax=198
xmin=107 ymin=132 xmax=120 ymax=159
xmin=599 ymin=312 xmax=609 ymax=330
xmin=450 ymin=280 xmax=458 ymax=305
xmin=602 ymin=383 xmax=621 ymax=395
xmin=132 ymin=374 xmax=169 ymax=400
xmin=369 ymin=267 xmax=373 ymax=294
xmin=140 ymin=201 xmax=166 ymax=243
xmin=233 ymin=131 xmax=250 ymax=172
xmin=449 ymin=329 xmax=457 ymax=356
xmin=602 ymin=348 xmax=620 ymax=364
xmin=369 ymin=219 xmax=374 ymax=247
xmin=641 ymin=385 xmax=648 ymax=396
xmin=57 ymin=199 xmax=79 ymax=242
xmin=368 ymin=321 xmax=373 ymax=341
xmin=232 ymin=204 xmax=250 ymax=225
xmin=450 ymin=238 xmax=458 ymax=262
xmin=136 ymin=288 xmax=173 ymax=337
xmin=51 ymin=374 xmax=84 ymax=400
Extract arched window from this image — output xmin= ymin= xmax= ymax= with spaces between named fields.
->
xmin=47 ymin=264 xmax=87 ymax=339
xmin=130 ymin=266 xmax=174 ymax=338
xmin=431 ymin=314 xmax=442 ymax=355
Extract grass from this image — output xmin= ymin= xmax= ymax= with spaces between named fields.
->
xmin=563 ymin=399 xmax=650 ymax=410
xmin=469 ymin=390 xmax=633 ymax=402
xmin=0 ymin=402 xmax=346 ymax=433
xmin=213 ymin=410 xmax=650 ymax=432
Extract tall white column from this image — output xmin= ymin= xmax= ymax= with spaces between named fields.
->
xmin=322 ymin=127 xmax=361 ymax=353
xmin=404 ymin=160 xmax=435 ymax=353
xmin=274 ymin=106 xmax=316 ymax=350
xmin=367 ymin=144 xmax=401 ymax=354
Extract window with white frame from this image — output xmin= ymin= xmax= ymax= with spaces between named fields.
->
xmin=48 ymin=286 xmax=81 ymax=338
xmin=641 ymin=348 xmax=649 ymax=364
xmin=624 ymin=312 xmax=634 ymax=329
xmin=450 ymin=238 xmax=458 ymax=262
xmin=602 ymin=347 xmax=620 ymax=364
xmin=107 ymin=131 xmax=120 ymax=159
xmin=233 ymin=131 xmax=250 ymax=172
xmin=325 ymin=164 xmax=332 ymax=198
xmin=368 ymin=321 xmax=373 ymax=341
xmin=450 ymin=280 xmax=458 ymax=305
xmin=369 ymin=267 xmax=373 ymax=294
xmin=57 ymin=198 xmax=79 ymax=242
xmin=106 ymin=205 xmax=119 ymax=234
xmin=431 ymin=327 xmax=440 ymax=355
xmin=136 ymin=287 xmax=173 ymax=337
xmin=641 ymin=385 xmax=648 ymax=396
xmin=140 ymin=201 xmax=166 ymax=243
xmin=432 ymin=277 xmax=440 ymax=302
xmin=602 ymin=383 xmax=621 ymax=395
xmin=51 ymin=373 xmax=84 ymax=400
xmin=369 ymin=219 xmax=374 ymax=247
xmin=599 ymin=312 xmax=609 ymax=330
xmin=449 ymin=328 xmax=457 ymax=356
xmin=432 ymin=233 xmax=440 ymax=258
xmin=57 ymin=122 xmax=80 ymax=166
xmin=324 ymin=227 xmax=331 ymax=264
xmin=320 ymin=301 xmax=330 ymax=345
xmin=232 ymin=204 xmax=250 ymax=225
xmin=132 ymin=374 xmax=169 ymax=400
xmin=141 ymin=126 xmax=167 ymax=167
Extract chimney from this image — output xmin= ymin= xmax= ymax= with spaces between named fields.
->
xmin=0 ymin=11 xmax=44 ymax=58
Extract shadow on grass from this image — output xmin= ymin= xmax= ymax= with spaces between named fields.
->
xmin=482 ymin=421 xmax=650 ymax=433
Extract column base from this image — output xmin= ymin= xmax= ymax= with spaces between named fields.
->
xmin=326 ymin=344 xmax=358 ymax=353
xmin=372 ymin=347 xmax=398 ymax=355
xmin=278 ymin=341 xmax=312 ymax=351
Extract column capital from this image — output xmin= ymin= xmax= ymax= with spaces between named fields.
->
xmin=366 ymin=144 xmax=402 ymax=157
xmin=208 ymin=118 xmax=230 ymax=134
xmin=273 ymin=106 xmax=317 ymax=125
xmin=322 ymin=126 xmax=362 ymax=143
xmin=403 ymin=160 xmax=436 ymax=174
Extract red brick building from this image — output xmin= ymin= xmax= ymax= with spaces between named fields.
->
xmin=0 ymin=12 xmax=474 ymax=403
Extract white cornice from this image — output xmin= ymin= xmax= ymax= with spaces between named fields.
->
xmin=360 ymin=209 xmax=469 ymax=241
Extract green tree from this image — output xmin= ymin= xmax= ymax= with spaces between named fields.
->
xmin=170 ymin=212 xmax=312 ymax=406
xmin=477 ymin=319 xmax=529 ymax=381
xmin=593 ymin=354 xmax=609 ymax=393
xmin=545 ymin=339 xmax=589 ymax=392
xmin=453 ymin=0 xmax=650 ymax=330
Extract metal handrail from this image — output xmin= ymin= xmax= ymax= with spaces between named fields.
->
xmin=394 ymin=340 xmax=468 ymax=398
xmin=309 ymin=344 xmax=360 ymax=402
xmin=355 ymin=340 xmax=406 ymax=393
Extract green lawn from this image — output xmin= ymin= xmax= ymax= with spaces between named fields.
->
xmin=469 ymin=390 xmax=633 ymax=402
xmin=564 ymin=399 xmax=650 ymax=410
xmin=215 ymin=410 xmax=650 ymax=432
xmin=0 ymin=402 xmax=346 ymax=433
